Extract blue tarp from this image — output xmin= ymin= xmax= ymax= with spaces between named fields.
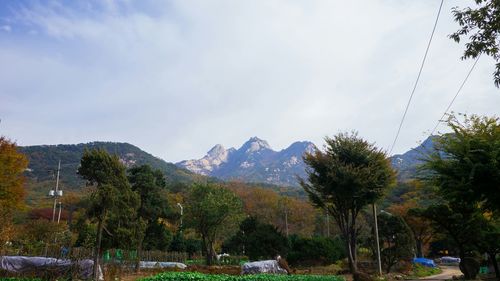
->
xmin=413 ymin=257 xmax=436 ymax=268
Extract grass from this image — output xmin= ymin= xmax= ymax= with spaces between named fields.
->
xmin=406 ymin=264 xmax=442 ymax=279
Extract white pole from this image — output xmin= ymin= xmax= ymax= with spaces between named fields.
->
xmin=373 ymin=203 xmax=382 ymax=276
xmin=52 ymin=160 xmax=61 ymax=222
xmin=57 ymin=202 xmax=62 ymax=224
xmin=177 ymin=203 xmax=183 ymax=231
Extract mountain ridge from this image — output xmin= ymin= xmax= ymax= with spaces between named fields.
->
xmin=177 ymin=136 xmax=438 ymax=186
xmin=19 ymin=141 xmax=206 ymax=189
xmin=19 ymin=136 xmax=438 ymax=190
xmin=177 ymin=137 xmax=316 ymax=186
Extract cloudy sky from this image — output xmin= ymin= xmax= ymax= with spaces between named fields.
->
xmin=0 ymin=0 xmax=499 ymax=162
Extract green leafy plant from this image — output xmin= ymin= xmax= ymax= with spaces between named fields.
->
xmin=141 ymin=272 xmax=345 ymax=281
xmin=406 ymin=263 xmax=442 ymax=279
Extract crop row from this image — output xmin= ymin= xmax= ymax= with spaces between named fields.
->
xmin=141 ymin=272 xmax=345 ymax=281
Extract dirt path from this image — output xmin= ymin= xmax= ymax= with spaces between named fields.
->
xmin=421 ymin=265 xmax=461 ymax=280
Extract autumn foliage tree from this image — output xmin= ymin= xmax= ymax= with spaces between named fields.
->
xmin=0 ymin=137 xmax=28 ymax=247
xmin=387 ymin=180 xmax=436 ymax=258
xmin=228 ymin=183 xmax=316 ymax=237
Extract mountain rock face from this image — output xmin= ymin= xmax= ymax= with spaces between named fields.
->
xmin=177 ymin=137 xmax=316 ymax=187
xmin=178 ymin=136 xmax=440 ymax=186
xmin=390 ymin=136 xmax=437 ymax=180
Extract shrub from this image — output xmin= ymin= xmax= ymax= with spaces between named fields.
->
xmin=287 ymin=236 xmax=345 ymax=266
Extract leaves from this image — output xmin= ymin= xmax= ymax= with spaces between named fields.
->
xmin=185 ymin=183 xmax=244 ymax=264
xmin=423 ymin=114 xmax=500 ymax=213
xmin=0 ymin=137 xmax=28 ymax=213
xmin=450 ymin=0 xmax=500 ymax=87
xmin=0 ymin=137 xmax=28 ymax=246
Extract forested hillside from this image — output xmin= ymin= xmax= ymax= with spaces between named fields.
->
xmin=19 ymin=142 xmax=206 ymax=189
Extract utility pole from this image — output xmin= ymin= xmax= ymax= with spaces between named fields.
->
xmin=373 ymin=203 xmax=382 ymax=276
xmin=57 ymin=202 xmax=63 ymax=224
xmin=51 ymin=160 xmax=62 ymax=222
xmin=177 ymin=203 xmax=183 ymax=232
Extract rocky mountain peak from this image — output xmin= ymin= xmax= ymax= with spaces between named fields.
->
xmin=207 ymin=144 xmax=226 ymax=158
xmin=286 ymin=141 xmax=316 ymax=154
xmin=240 ymin=137 xmax=272 ymax=153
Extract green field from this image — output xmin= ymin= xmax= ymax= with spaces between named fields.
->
xmin=141 ymin=272 xmax=345 ymax=281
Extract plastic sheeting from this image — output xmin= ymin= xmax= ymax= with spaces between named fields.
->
xmin=441 ymin=256 xmax=460 ymax=264
xmin=413 ymin=257 xmax=436 ymax=268
xmin=241 ymin=260 xmax=288 ymax=275
xmin=0 ymin=256 xmax=103 ymax=280
xmin=139 ymin=261 xmax=187 ymax=269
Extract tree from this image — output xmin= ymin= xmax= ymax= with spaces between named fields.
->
xmin=450 ymin=0 xmax=500 ymax=87
xmin=0 ymin=137 xmax=28 ymax=248
xmin=474 ymin=215 xmax=500 ymax=279
xmin=300 ymin=132 xmax=396 ymax=279
xmin=78 ymin=149 xmax=140 ymax=280
xmin=224 ymin=216 xmax=288 ymax=261
xmin=387 ymin=180 xmax=437 ymax=258
xmin=229 ymin=183 xmax=316 ymax=237
xmin=377 ymin=213 xmax=415 ymax=273
xmin=424 ymin=114 xmax=500 ymax=213
xmin=184 ymin=183 xmax=243 ymax=265
xmin=422 ymin=114 xmax=500 ymax=278
xmin=418 ymin=204 xmax=481 ymax=279
xmin=128 ymin=165 xmax=172 ymax=271
xmin=287 ymin=235 xmax=345 ymax=266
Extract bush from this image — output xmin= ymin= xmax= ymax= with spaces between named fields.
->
xmin=287 ymin=236 xmax=345 ymax=266
xmin=141 ymin=272 xmax=345 ymax=281
xmin=407 ymin=264 xmax=442 ymax=278
xmin=224 ymin=217 xmax=288 ymax=261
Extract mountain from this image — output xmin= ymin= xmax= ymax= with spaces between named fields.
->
xmin=390 ymin=136 xmax=437 ymax=180
xmin=177 ymin=137 xmax=316 ymax=186
xmin=177 ymin=136 xmax=440 ymax=186
xmin=19 ymin=142 xmax=205 ymax=189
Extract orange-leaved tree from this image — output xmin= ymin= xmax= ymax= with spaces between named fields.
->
xmin=0 ymin=137 xmax=28 ymax=247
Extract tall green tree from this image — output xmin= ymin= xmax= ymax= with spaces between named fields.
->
xmin=300 ymin=132 xmax=395 ymax=279
xmin=422 ymin=114 xmax=500 ymax=279
xmin=128 ymin=164 xmax=172 ymax=271
xmin=450 ymin=0 xmax=500 ymax=87
xmin=78 ymin=149 xmax=139 ymax=280
xmin=185 ymin=183 xmax=243 ymax=265
xmin=424 ymin=114 xmax=500 ymax=213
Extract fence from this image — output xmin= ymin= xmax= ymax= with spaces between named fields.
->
xmin=0 ymin=246 xmax=191 ymax=280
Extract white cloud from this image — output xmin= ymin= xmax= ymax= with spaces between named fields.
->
xmin=1 ymin=0 xmax=499 ymax=162
xmin=1 ymin=25 xmax=11 ymax=32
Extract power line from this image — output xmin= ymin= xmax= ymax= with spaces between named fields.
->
xmin=429 ymin=55 xmax=481 ymax=136
xmin=410 ymin=55 xmax=481 ymax=157
xmin=389 ymin=0 xmax=445 ymax=155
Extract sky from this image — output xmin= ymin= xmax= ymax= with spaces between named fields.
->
xmin=0 ymin=0 xmax=499 ymax=162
